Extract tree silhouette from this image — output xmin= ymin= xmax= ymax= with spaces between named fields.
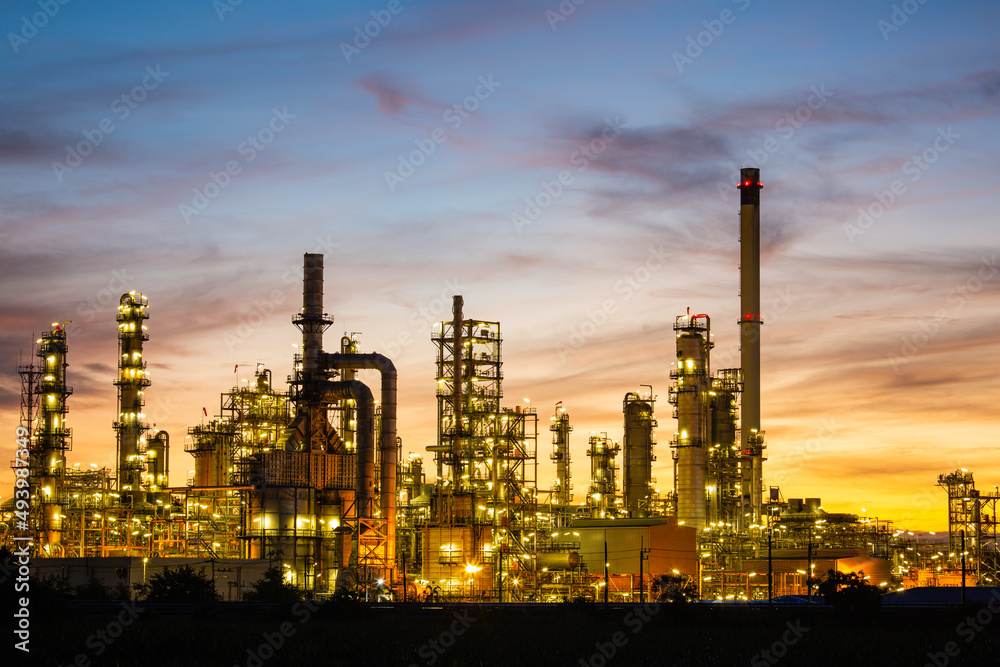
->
xmin=652 ymin=574 xmax=698 ymax=603
xmin=75 ymin=576 xmax=113 ymax=601
xmin=243 ymin=566 xmax=302 ymax=602
xmin=134 ymin=564 xmax=220 ymax=602
xmin=812 ymin=569 xmax=883 ymax=610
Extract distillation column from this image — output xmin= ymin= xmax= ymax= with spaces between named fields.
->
xmin=115 ymin=293 xmax=151 ymax=503
xmin=738 ymin=168 xmax=765 ymax=526
xmin=672 ymin=313 xmax=711 ymax=531
xmin=550 ymin=406 xmax=572 ymax=507
xmin=623 ymin=393 xmax=656 ymax=518
xmin=36 ymin=326 xmax=72 ymax=550
xmin=587 ymin=434 xmax=620 ymax=518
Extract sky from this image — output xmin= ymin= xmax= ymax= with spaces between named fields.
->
xmin=1 ymin=0 xmax=998 ymax=532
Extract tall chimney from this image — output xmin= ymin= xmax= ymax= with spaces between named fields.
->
xmin=299 ymin=253 xmax=329 ymax=378
xmin=737 ymin=168 xmax=764 ymax=526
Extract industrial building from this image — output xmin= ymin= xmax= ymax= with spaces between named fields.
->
xmin=5 ymin=168 xmax=997 ymax=601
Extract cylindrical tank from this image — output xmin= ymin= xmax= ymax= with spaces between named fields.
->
xmin=708 ymin=389 xmax=737 ymax=524
xmin=248 ymin=486 xmax=318 ymax=588
xmin=147 ymin=430 xmax=169 ymax=490
xmin=675 ymin=318 xmax=710 ymax=531
xmin=623 ymin=395 xmax=655 ymax=517
xmin=537 ymin=551 xmax=581 ymax=570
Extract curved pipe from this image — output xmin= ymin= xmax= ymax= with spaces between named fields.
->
xmin=320 ymin=379 xmax=376 ymax=520
xmin=323 ymin=353 xmax=396 ymax=565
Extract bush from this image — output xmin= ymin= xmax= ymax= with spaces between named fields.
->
xmin=75 ymin=576 xmax=113 ymax=601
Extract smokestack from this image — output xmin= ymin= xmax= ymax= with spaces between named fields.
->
xmin=299 ymin=253 xmax=329 ymax=378
xmin=737 ymin=168 xmax=764 ymax=525
xmin=452 ymin=295 xmax=463 ymax=489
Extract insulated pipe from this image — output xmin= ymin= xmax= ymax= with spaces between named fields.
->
xmin=321 ymin=380 xmax=376 ymax=520
xmin=737 ymin=168 xmax=763 ymax=526
xmin=322 ymin=352 xmax=397 ymax=566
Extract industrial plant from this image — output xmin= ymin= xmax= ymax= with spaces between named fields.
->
xmin=5 ymin=168 xmax=997 ymax=602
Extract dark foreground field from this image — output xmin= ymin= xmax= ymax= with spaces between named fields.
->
xmin=8 ymin=600 xmax=1000 ymax=666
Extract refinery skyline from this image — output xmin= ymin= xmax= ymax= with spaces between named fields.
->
xmin=2 ymin=0 xmax=1000 ymax=532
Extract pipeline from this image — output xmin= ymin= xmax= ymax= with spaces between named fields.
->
xmin=320 ymin=380 xmax=376 ymax=520
xmin=322 ymin=352 xmax=397 ymax=565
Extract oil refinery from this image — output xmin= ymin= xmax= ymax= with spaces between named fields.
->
xmin=4 ymin=169 xmax=998 ymax=602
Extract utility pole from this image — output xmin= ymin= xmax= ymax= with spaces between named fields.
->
xmin=402 ymin=552 xmax=407 ymax=603
xmin=767 ymin=526 xmax=773 ymax=604
xmin=807 ymin=533 xmax=813 ymax=604
xmin=638 ymin=536 xmax=643 ymax=605
xmin=604 ymin=535 xmax=609 ymax=607
xmin=961 ymin=529 xmax=967 ymax=606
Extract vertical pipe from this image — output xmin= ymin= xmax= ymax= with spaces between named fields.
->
xmin=738 ymin=168 xmax=763 ymax=526
xmin=380 ymin=371 xmax=397 ymax=568
xmin=451 ymin=296 xmax=464 ymax=489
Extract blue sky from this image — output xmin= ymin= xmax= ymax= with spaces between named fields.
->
xmin=2 ymin=0 xmax=999 ymax=529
